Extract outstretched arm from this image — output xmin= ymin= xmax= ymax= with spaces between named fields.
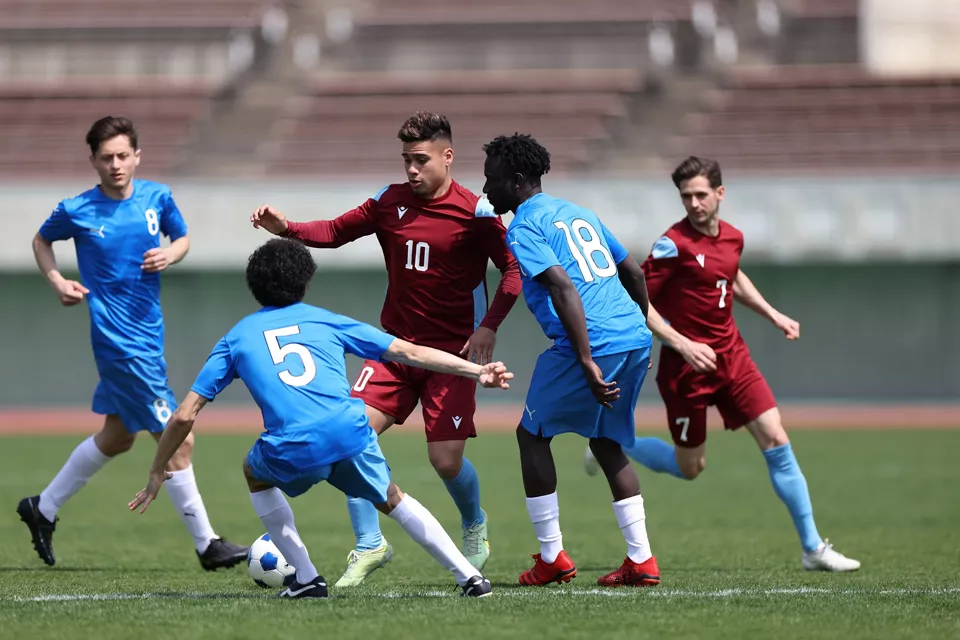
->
xmin=733 ymin=269 xmax=799 ymax=339
xmin=251 ymin=202 xmax=377 ymax=248
xmin=384 ymin=340 xmax=513 ymax=389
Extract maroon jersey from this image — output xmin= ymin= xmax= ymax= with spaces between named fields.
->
xmin=642 ymin=218 xmax=743 ymax=352
xmin=284 ymin=181 xmax=521 ymax=353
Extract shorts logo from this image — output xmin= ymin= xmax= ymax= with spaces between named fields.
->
xmin=524 ymin=404 xmax=536 ymax=420
xmin=452 ymin=416 xmax=462 ymax=429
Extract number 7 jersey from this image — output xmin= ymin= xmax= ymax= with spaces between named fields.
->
xmin=641 ymin=217 xmax=744 ymax=352
xmin=506 ymin=192 xmax=651 ymax=357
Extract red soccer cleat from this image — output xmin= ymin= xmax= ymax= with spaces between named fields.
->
xmin=597 ymin=556 xmax=660 ymax=587
xmin=518 ymin=551 xmax=577 ymax=586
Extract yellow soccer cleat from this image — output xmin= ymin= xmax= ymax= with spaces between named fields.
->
xmin=333 ymin=541 xmax=393 ymax=588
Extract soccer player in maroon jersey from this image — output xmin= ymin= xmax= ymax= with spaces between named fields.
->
xmin=585 ymin=156 xmax=860 ymax=572
xmin=250 ymin=111 xmax=521 ymax=585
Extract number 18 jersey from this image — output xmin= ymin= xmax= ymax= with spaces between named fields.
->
xmin=506 ymin=193 xmax=651 ymax=357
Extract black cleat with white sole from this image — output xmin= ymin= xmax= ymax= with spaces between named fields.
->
xmin=17 ymin=495 xmax=57 ymax=566
xmin=460 ymin=575 xmax=492 ymax=598
xmin=197 ymin=538 xmax=248 ymax=571
xmin=278 ymin=575 xmax=328 ymax=599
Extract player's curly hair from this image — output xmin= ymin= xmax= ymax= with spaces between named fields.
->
xmin=483 ymin=133 xmax=551 ymax=182
xmin=246 ymin=238 xmax=317 ymax=308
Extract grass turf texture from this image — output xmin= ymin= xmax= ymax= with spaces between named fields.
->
xmin=0 ymin=430 xmax=957 ymax=639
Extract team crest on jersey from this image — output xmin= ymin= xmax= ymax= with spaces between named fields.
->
xmin=695 ymin=253 xmax=706 ymax=268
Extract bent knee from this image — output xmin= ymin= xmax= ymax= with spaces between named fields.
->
xmin=94 ymin=429 xmax=136 ymax=457
xmin=676 ymin=452 xmax=706 ymax=480
xmin=428 ymin=447 xmax=465 ymax=480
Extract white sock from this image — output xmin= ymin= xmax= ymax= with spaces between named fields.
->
xmin=250 ymin=488 xmax=319 ymax=584
xmin=38 ymin=436 xmax=111 ymax=521
xmin=165 ymin=465 xmax=218 ymax=554
xmin=613 ymin=494 xmax=652 ymax=564
xmin=388 ymin=495 xmax=479 ymax=586
xmin=526 ymin=493 xmax=563 ymax=564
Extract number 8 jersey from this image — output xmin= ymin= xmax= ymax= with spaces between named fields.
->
xmin=39 ymin=180 xmax=188 ymax=361
xmin=506 ymin=192 xmax=652 ymax=356
xmin=641 ymin=217 xmax=744 ymax=353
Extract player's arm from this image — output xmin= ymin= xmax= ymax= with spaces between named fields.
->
xmin=733 ymin=269 xmax=800 ymax=339
xmin=34 ymin=204 xmax=89 ymax=306
xmin=460 ymin=218 xmax=523 ymax=364
xmin=251 ymin=200 xmax=377 ymax=249
xmin=143 ymin=190 xmax=191 ymax=272
xmin=616 ymin=257 xmax=717 ymax=372
xmin=384 ymin=339 xmax=512 ymax=388
xmin=535 ymin=266 xmax=620 ymax=408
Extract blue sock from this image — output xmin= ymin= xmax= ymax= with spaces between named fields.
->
xmin=763 ymin=443 xmax=822 ymax=553
xmin=346 ymin=496 xmax=383 ymax=551
xmin=623 ymin=437 xmax=685 ymax=479
xmin=443 ymin=457 xmax=483 ymax=528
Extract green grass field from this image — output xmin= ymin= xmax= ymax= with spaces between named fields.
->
xmin=0 ymin=430 xmax=958 ymax=639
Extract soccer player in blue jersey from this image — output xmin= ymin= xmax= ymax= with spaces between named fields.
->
xmin=481 ymin=134 xmax=717 ymax=587
xmin=17 ymin=116 xmax=247 ymax=571
xmin=129 ymin=238 xmax=506 ymax=598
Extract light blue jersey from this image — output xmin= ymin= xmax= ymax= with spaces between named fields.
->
xmin=506 ymin=193 xmax=651 ymax=356
xmin=191 ymin=303 xmax=397 ymax=484
xmin=38 ymin=179 xmax=188 ymax=361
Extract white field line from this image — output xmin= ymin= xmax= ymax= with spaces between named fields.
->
xmin=8 ymin=586 xmax=960 ymax=603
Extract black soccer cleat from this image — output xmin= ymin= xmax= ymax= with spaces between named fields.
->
xmin=17 ymin=495 xmax=57 ymax=566
xmin=197 ymin=538 xmax=248 ymax=571
xmin=278 ymin=575 xmax=328 ymax=599
xmin=460 ymin=575 xmax=493 ymax=598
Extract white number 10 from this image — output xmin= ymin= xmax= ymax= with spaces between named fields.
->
xmin=263 ymin=325 xmax=317 ymax=387
xmin=716 ymin=279 xmax=728 ymax=308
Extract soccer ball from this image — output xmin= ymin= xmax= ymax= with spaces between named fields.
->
xmin=247 ymin=533 xmax=296 ymax=589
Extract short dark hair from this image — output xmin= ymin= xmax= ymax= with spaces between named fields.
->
xmin=86 ymin=116 xmax=139 ymax=155
xmin=483 ymin=133 xmax=551 ymax=182
xmin=671 ymin=156 xmax=722 ymax=189
xmin=397 ymin=111 xmax=452 ymax=144
xmin=246 ymin=238 xmax=317 ymax=308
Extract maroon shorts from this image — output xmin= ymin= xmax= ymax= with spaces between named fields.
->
xmin=656 ymin=340 xmax=777 ymax=448
xmin=350 ymin=360 xmax=477 ymax=442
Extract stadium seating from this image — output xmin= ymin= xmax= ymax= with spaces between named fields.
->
xmin=265 ymin=69 xmax=642 ymax=176
xmin=0 ymin=0 xmax=267 ymax=29
xmin=671 ymin=66 xmax=960 ymax=172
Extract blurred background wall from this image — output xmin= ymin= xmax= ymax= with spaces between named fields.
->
xmin=0 ymin=0 xmax=957 ymax=406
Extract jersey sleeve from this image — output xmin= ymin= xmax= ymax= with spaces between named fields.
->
xmin=284 ymin=199 xmax=378 ymax=248
xmin=476 ymin=217 xmax=521 ymax=332
xmin=506 ymin=224 xmax=560 ymax=279
xmin=190 ymin=337 xmax=238 ymax=401
xmin=641 ymin=233 xmax=680 ymax=300
xmin=38 ymin=202 xmax=77 ymax=242
xmin=599 ymin=220 xmax=629 ymax=264
xmin=160 ymin=189 xmax=188 ymax=241
xmin=336 ymin=315 xmax=396 ymax=361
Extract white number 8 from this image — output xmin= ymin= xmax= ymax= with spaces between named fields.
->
xmin=145 ymin=209 xmax=160 ymax=236
xmin=555 ymin=219 xmax=617 ymax=282
xmin=153 ymin=398 xmax=173 ymax=422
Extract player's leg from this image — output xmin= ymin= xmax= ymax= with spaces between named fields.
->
xmin=337 ymin=360 xmax=414 ymax=586
xmin=243 ymin=444 xmax=326 ymax=598
xmin=327 ymin=441 xmax=490 ymax=597
xmin=421 ymin=372 xmax=488 ymax=570
xmin=17 ymin=409 xmax=131 ymax=566
xmin=722 ymin=351 xmax=859 ymax=571
xmin=591 ymin=349 xmax=660 ymax=587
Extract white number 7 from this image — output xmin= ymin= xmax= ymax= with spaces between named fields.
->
xmin=263 ymin=326 xmax=317 ymax=387
xmin=676 ymin=417 xmax=691 ymax=442
xmin=716 ymin=279 xmax=728 ymax=309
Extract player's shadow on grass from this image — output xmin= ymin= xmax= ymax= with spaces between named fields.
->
xmin=0 ymin=566 xmax=168 ymax=573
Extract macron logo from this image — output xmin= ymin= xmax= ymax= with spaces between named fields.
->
xmin=453 ymin=416 xmax=462 ymax=429
xmin=695 ymin=253 xmax=705 ymax=268
xmin=398 ymin=206 xmax=408 ymax=219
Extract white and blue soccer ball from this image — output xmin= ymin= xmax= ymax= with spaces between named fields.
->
xmin=247 ymin=533 xmax=296 ymax=589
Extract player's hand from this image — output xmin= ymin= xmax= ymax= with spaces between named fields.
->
xmin=251 ymin=204 xmax=289 ymax=236
xmin=581 ymin=359 xmax=620 ymax=409
xmin=129 ymin=470 xmax=173 ymax=514
xmin=772 ymin=312 xmax=800 ymax=340
xmin=478 ymin=361 xmax=513 ymax=390
xmin=52 ymin=277 xmax=89 ymax=306
xmin=141 ymin=248 xmax=170 ymax=273
xmin=679 ymin=340 xmax=718 ymax=373
xmin=460 ymin=327 xmax=497 ymax=365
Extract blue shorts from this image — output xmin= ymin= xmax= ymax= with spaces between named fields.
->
xmin=246 ymin=439 xmax=392 ymax=501
xmin=520 ymin=346 xmax=650 ymax=448
xmin=92 ymin=356 xmax=177 ymax=434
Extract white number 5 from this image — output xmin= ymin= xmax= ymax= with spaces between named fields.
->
xmin=263 ymin=326 xmax=317 ymax=387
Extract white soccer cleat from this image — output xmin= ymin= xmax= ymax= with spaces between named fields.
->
xmin=802 ymin=539 xmax=861 ymax=572
xmin=583 ymin=445 xmax=601 ymax=476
